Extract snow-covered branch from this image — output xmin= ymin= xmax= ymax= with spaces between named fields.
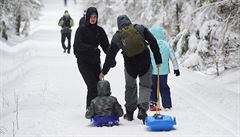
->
xmin=0 ymin=0 xmax=42 ymax=38
xmin=191 ymin=0 xmax=230 ymax=15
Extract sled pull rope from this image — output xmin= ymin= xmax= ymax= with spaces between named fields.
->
xmin=155 ymin=67 xmax=161 ymax=115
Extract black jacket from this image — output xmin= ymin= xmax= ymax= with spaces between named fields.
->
xmin=79 ymin=16 xmax=85 ymax=27
xmin=102 ymin=15 xmax=162 ymax=78
xmin=73 ymin=7 xmax=109 ymax=64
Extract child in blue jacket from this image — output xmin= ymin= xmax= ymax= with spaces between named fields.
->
xmin=148 ymin=26 xmax=180 ymax=111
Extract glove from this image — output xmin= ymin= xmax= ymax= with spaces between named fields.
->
xmin=110 ymin=60 xmax=116 ymax=68
xmin=174 ymin=69 xmax=180 ymax=76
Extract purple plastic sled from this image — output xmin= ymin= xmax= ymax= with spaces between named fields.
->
xmin=92 ymin=116 xmax=119 ymax=127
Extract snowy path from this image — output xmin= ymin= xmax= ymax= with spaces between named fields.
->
xmin=169 ymin=72 xmax=239 ymax=136
xmin=0 ymin=0 xmax=239 ymax=137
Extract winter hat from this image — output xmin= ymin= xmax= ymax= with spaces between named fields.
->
xmin=83 ymin=10 xmax=86 ymax=16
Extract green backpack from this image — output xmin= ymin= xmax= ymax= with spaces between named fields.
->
xmin=119 ymin=25 xmax=145 ymax=57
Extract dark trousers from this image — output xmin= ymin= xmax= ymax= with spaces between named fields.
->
xmin=150 ymin=75 xmax=172 ymax=108
xmin=124 ymin=66 xmax=152 ymax=112
xmin=61 ymin=33 xmax=71 ymax=53
xmin=77 ymin=59 xmax=101 ymax=108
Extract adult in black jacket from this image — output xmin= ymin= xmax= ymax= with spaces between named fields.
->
xmin=79 ymin=10 xmax=86 ymax=27
xmin=73 ymin=7 xmax=110 ymax=109
xmin=99 ymin=15 xmax=162 ymax=124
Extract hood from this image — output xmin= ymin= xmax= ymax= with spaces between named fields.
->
xmin=97 ymin=80 xmax=111 ymax=97
xmin=149 ymin=26 xmax=165 ymax=40
xmin=117 ymin=15 xmax=132 ymax=30
xmin=63 ymin=10 xmax=70 ymax=17
xmin=85 ymin=7 xmax=98 ymax=26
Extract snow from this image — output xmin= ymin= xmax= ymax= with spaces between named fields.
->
xmin=0 ymin=0 xmax=240 ymax=137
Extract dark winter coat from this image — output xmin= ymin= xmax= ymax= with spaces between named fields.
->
xmin=79 ymin=16 xmax=85 ymax=27
xmin=73 ymin=7 xmax=110 ymax=64
xmin=102 ymin=15 xmax=162 ymax=78
xmin=85 ymin=80 xmax=124 ymax=119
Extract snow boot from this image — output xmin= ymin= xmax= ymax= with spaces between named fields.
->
xmin=137 ymin=108 xmax=147 ymax=124
xmin=67 ymin=47 xmax=70 ymax=54
xmin=123 ymin=111 xmax=134 ymax=121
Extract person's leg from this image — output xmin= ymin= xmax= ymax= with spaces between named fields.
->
xmin=160 ymin=75 xmax=172 ymax=108
xmin=150 ymin=75 xmax=157 ymax=103
xmin=61 ymin=33 xmax=67 ymax=53
xmin=149 ymin=75 xmax=157 ymax=109
xmin=137 ymin=66 xmax=152 ymax=122
xmin=138 ymin=66 xmax=152 ymax=110
xmin=124 ymin=69 xmax=137 ymax=121
xmin=67 ymin=33 xmax=71 ymax=54
xmin=77 ymin=60 xmax=100 ymax=108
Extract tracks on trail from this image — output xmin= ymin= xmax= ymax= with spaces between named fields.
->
xmin=171 ymin=79 xmax=238 ymax=136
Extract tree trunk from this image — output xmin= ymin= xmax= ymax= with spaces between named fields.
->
xmin=176 ymin=2 xmax=181 ymax=34
xmin=2 ymin=21 xmax=8 ymax=40
xmin=16 ymin=14 xmax=21 ymax=36
xmin=216 ymin=62 xmax=219 ymax=76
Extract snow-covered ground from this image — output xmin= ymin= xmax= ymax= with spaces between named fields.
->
xmin=0 ymin=0 xmax=239 ymax=137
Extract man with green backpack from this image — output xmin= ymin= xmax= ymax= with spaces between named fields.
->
xmin=58 ymin=10 xmax=74 ymax=54
xmin=99 ymin=15 xmax=162 ymax=124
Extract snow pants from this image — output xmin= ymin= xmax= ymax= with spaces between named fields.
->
xmin=150 ymin=75 xmax=172 ymax=108
xmin=77 ymin=59 xmax=101 ymax=108
xmin=124 ymin=66 xmax=152 ymax=112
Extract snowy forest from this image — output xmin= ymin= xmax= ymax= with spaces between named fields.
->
xmin=85 ymin=0 xmax=240 ymax=75
xmin=0 ymin=0 xmax=42 ymax=37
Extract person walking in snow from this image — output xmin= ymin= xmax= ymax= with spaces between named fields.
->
xmin=79 ymin=10 xmax=86 ymax=27
xmin=85 ymin=80 xmax=123 ymax=119
xmin=99 ymin=15 xmax=162 ymax=124
xmin=148 ymin=26 xmax=180 ymax=111
xmin=73 ymin=7 xmax=111 ymax=109
xmin=58 ymin=10 xmax=74 ymax=54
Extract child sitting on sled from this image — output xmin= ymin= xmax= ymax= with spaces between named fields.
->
xmin=85 ymin=80 xmax=124 ymax=126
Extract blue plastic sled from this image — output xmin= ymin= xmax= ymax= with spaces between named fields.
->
xmin=92 ymin=116 xmax=119 ymax=127
xmin=145 ymin=114 xmax=176 ymax=131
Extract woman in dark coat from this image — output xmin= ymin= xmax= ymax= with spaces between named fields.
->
xmin=73 ymin=7 xmax=110 ymax=108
